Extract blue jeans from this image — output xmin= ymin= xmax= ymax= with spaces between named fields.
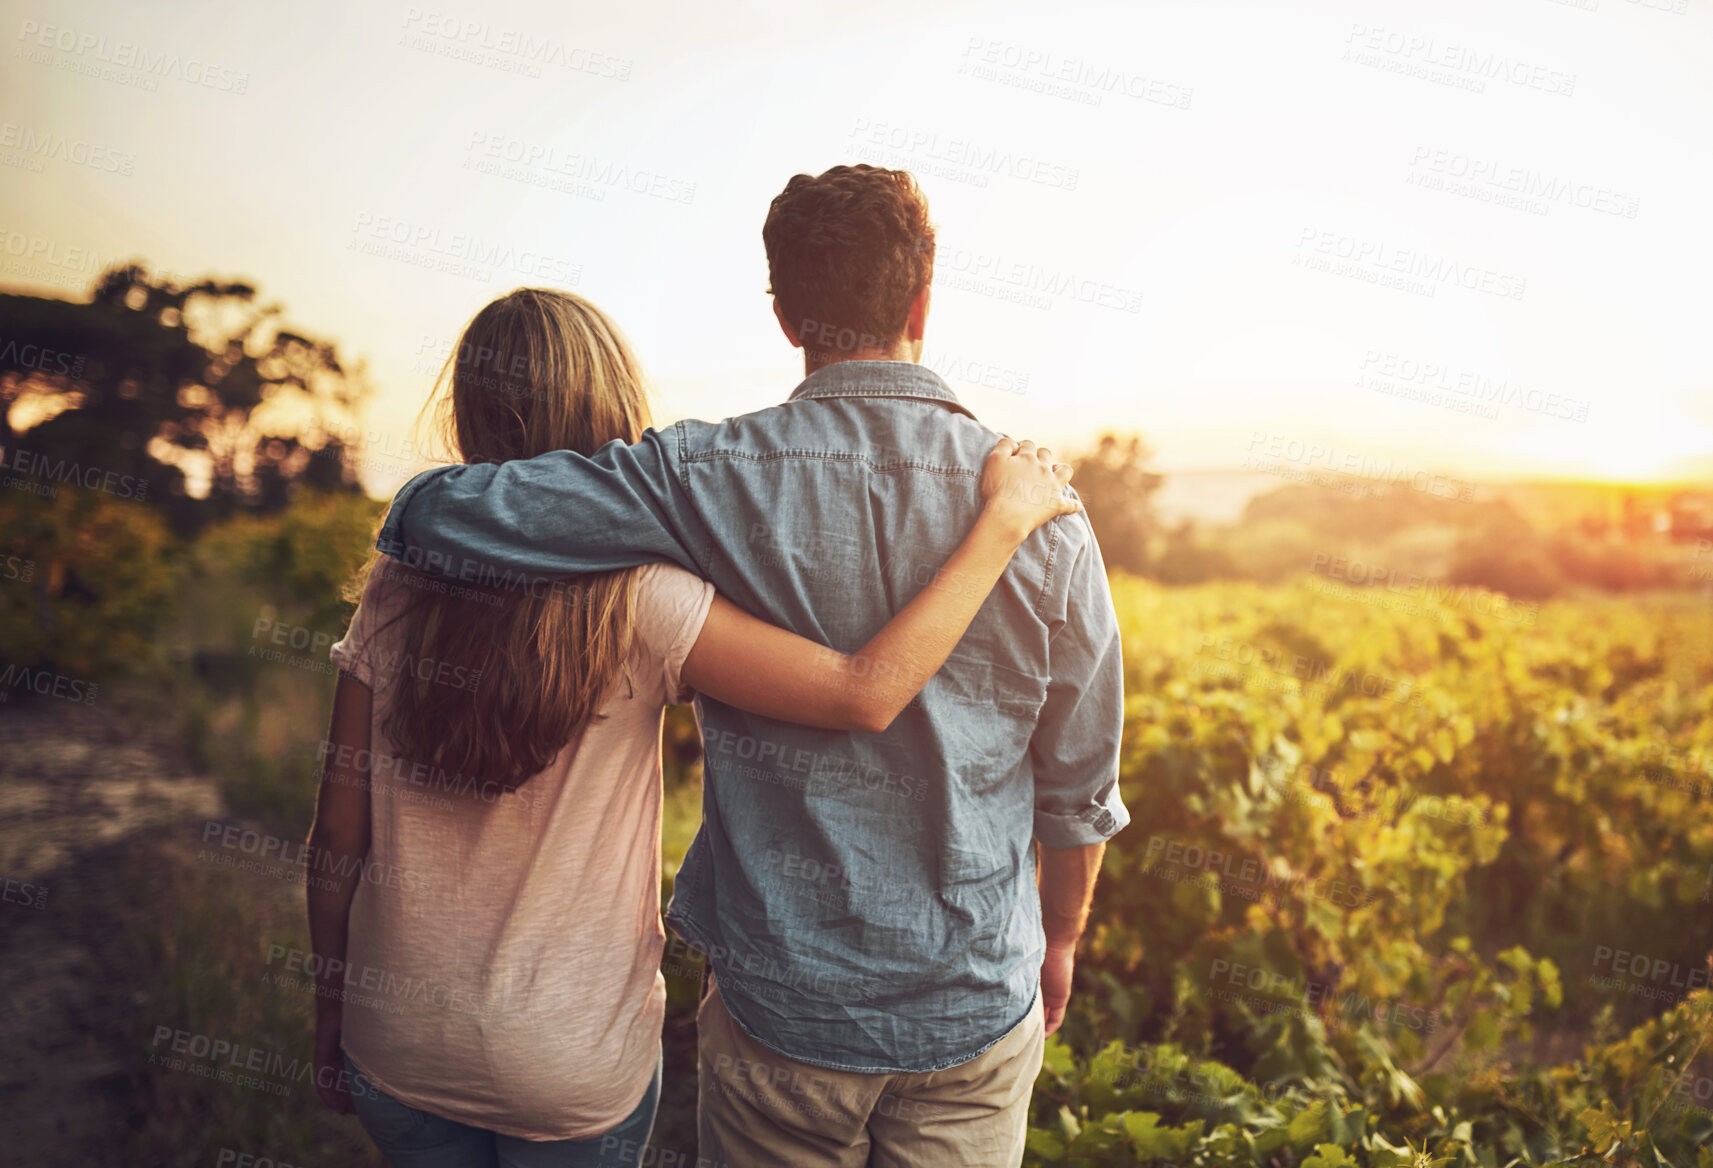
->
xmin=344 ymin=1051 xmax=662 ymax=1168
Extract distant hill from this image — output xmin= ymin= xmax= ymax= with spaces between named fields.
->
xmin=1142 ymin=473 xmax=1705 ymax=595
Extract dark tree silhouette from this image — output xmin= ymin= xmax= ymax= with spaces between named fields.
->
xmin=0 ymin=264 xmax=368 ymax=532
xmin=1072 ymin=433 xmax=1163 ymax=576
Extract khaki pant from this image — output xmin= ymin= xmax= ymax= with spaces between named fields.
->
xmin=696 ymin=975 xmax=1044 ymax=1168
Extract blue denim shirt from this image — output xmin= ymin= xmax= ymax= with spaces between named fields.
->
xmin=374 ymin=361 xmax=1128 ymax=1072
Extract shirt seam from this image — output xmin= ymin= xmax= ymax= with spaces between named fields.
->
xmin=670 ymin=423 xmax=715 ymax=572
xmin=1034 ymin=521 xmax=1061 ymax=621
xmin=790 ymin=386 xmax=978 ymax=418
xmin=679 ymin=447 xmax=979 ymax=477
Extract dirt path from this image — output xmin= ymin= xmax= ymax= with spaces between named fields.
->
xmin=0 ymin=698 xmax=223 ymax=1164
xmin=0 ymin=696 xmax=704 ymax=1163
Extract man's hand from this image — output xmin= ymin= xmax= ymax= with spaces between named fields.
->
xmin=1037 ymin=841 xmax=1104 ymax=1036
xmin=1041 ymin=941 xmax=1076 ymax=1035
xmin=314 ymin=1011 xmax=354 ymax=1114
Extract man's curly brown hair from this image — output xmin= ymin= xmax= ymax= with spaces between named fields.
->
xmin=762 ymin=164 xmax=935 ymax=355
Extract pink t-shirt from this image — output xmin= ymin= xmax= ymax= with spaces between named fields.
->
xmin=328 ymin=560 xmax=713 ymax=1140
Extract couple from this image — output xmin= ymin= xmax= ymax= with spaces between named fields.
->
xmin=306 ymin=164 xmax=1129 ymax=1168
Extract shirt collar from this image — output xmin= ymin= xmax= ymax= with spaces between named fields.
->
xmin=786 ymin=361 xmax=978 ymax=421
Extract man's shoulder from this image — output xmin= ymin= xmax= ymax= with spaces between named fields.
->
xmin=672 ymin=398 xmax=996 ymax=471
xmin=1048 ymin=502 xmax=1102 ymax=576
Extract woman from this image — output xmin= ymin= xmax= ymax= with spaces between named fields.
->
xmin=305 ymin=288 xmax=1078 ymax=1167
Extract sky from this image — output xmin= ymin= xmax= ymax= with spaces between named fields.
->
xmin=4 ymin=0 xmax=1712 ymax=499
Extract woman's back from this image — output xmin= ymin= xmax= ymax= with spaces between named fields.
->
xmin=330 ymin=560 xmax=713 ymax=1141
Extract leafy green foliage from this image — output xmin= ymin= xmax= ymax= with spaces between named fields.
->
xmin=0 ymin=488 xmax=178 ymax=679
xmin=1025 ymin=576 xmax=1713 ymax=1165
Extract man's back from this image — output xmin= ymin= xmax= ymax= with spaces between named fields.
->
xmin=381 ymin=361 xmax=1127 ymax=1071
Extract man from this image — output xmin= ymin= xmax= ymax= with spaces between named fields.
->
xmin=375 ymin=164 xmax=1127 ymax=1166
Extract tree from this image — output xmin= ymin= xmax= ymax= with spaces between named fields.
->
xmin=0 ymin=265 xmax=368 ymax=533
xmin=1072 ymin=433 xmax=1163 ymax=575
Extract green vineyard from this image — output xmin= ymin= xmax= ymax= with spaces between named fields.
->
xmin=3 ymin=488 xmax=1708 ymax=1165
xmin=1021 ymin=577 xmax=1713 ymax=1165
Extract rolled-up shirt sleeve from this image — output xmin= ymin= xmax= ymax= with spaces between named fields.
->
xmin=375 ymin=426 xmax=711 ymax=580
xmin=1029 ymin=516 xmax=1130 ymax=849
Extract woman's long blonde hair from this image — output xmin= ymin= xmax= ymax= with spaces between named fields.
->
xmin=356 ymin=288 xmax=652 ymax=792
